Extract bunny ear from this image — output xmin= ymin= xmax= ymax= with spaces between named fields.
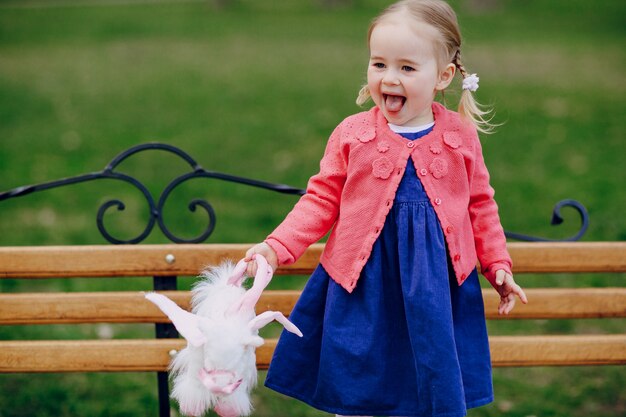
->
xmin=226 ymin=254 xmax=273 ymax=315
xmin=144 ymin=292 xmax=208 ymax=347
xmin=252 ymin=254 xmax=273 ymax=288
xmin=226 ymin=259 xmax=249 ymax=287
xmin=248 ymin=311 xmax=303 ymax=337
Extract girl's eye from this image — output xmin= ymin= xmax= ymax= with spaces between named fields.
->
xmin=402 ymin=65 xmax=416 ymax=72
xmin=372 ymin=62 xmax=385 ymax=69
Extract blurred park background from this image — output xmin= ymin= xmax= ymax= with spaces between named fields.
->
xmin=0 ymin=0 xmax=624 ymax=416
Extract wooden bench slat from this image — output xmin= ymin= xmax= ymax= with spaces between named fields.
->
xmin=483 ymin=288 xmax=626 ymax=319
xmin=489 ymin=335 xmax=626 ymax=366
xmin=507 ymin=242 xmax=626 ymax=273
xmin=1 ymin=242 xmax=625 ymax=278
xmin=0 ymin=291 xmax=299 ymax=324
xmin=1 ymin=288 xmax=624 ymax=324
xmin=0 ymin=339 xmax=186 ymax=373
xmin=1 ymin=335 xmax=624 ymax=373
xmin=0 ymin=244 xmax=259 ymax=278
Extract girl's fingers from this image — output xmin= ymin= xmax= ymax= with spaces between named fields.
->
xmin=495 ymin=273 xmax=528 ymax=314
xmin=515 ymin=285 xmax=529 ymax=304
xmin=498 ymin=296 xmax=506 ymax=315
xmin=499 ymin=293 xmax=516 ymax=315
xmin=495 ymin=269 xmax=506 ymax=286
xmin=504 ymin=294 xmax=516 ymax=314
xmin=499 ymin=300 xmax=507 ymax=315
xmin=245 ymin=259 xmax=257 ymax=277
xmin=498 ymin=293 xmax=510 ymax=315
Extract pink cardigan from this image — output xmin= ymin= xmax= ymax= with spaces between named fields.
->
xmin=266 ymin=103 xmax=512 ymax=293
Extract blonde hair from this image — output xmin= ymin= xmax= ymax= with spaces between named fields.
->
xmin=356 ymin=0 xmax=495 ymax=133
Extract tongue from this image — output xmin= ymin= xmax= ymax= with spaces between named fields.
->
xmin=385 ymin=95 xmax=404 ymax=112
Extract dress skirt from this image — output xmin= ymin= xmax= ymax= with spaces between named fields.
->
xmin=265 ymin=156 xmax=494 ymax=417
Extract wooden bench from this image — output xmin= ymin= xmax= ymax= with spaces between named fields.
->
xmin=1 ymin=241 xmax=625 ymax=374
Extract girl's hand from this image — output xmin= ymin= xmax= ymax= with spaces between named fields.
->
xmin=494 ymin=270 xmax=528 ymax=315
xmin=244 ymin=242 xmax=279 ymax=277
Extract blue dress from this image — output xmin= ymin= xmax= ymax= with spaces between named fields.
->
xmin=265 ymin=128 xmax=494 ymax=417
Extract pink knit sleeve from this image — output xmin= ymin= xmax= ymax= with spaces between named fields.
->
xmin=467 ymin=132 xmax=513 ymax=287
xmin=265 ymin=124 xmax=348 ymax=265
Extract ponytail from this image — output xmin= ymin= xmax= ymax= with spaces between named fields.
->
xmin=356 ymin=85 xmax=371 ymax=106
xmin=453 ymin=50 xmax=496 ymax=134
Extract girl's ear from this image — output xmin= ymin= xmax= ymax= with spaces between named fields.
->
xmin=436 ymin=63 xmax=456 ymax=91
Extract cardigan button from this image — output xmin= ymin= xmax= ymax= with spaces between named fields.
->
xmin=446 ymin=226 xmax=454 ymax=234
xmin=434 ymin=198 xmax=442 ymax=205
xmin=407 ymin=141 xmax=415 ymax=148
xmin=419 ymin=168 xmax=428 ymax=176
xmin=453 ymin=254 xmax=461 ymax=262
xmin=461 ymin=273 xmax=467 ymax=280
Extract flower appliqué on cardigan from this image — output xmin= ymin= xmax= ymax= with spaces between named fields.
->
xmin=372 ymin=157 xmax=394 ymax=179
xmin=429 ymin=158 xmax=448 ymax=179
xmin=356 ymin=126 xmax=376 ymax=143
xmin=377 ymin=141 xmax=390 ymax=153
xmin=443 ymin=131 xmax=462 ymax=149
xmin=429 ymin=142 xmax=442 ymax=154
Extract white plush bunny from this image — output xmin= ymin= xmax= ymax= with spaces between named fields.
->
xmin=145 ymin=254 xmax=302 ymax=417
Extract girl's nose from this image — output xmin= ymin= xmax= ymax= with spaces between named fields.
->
xmin=382 ymin=69 xmax=400 ymax=85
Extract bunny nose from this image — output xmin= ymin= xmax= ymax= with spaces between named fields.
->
xmin=198 ymin=369 xmax=243 ymax=394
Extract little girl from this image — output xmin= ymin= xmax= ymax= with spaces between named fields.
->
xmin=246 ymin=1 xmax=527 ymax=416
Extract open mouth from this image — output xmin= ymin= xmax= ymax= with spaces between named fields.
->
xmin=383 ymin=94 xmax=406 ymax=112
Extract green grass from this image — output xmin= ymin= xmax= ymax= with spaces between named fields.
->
xmin=0 ymin=0 xmax=625 ymax=416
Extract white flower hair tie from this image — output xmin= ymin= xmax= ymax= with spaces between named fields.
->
xmin=462 ymin=73 xmax=479 ymax=92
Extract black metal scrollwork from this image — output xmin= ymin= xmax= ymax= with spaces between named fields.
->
xmin=0 ymin=142 xmax=588 ymax=243
xmin=0 ymin=143 xmax=303 ymax=244
xmin=504 ymin=199 xmax=589 ymax=242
